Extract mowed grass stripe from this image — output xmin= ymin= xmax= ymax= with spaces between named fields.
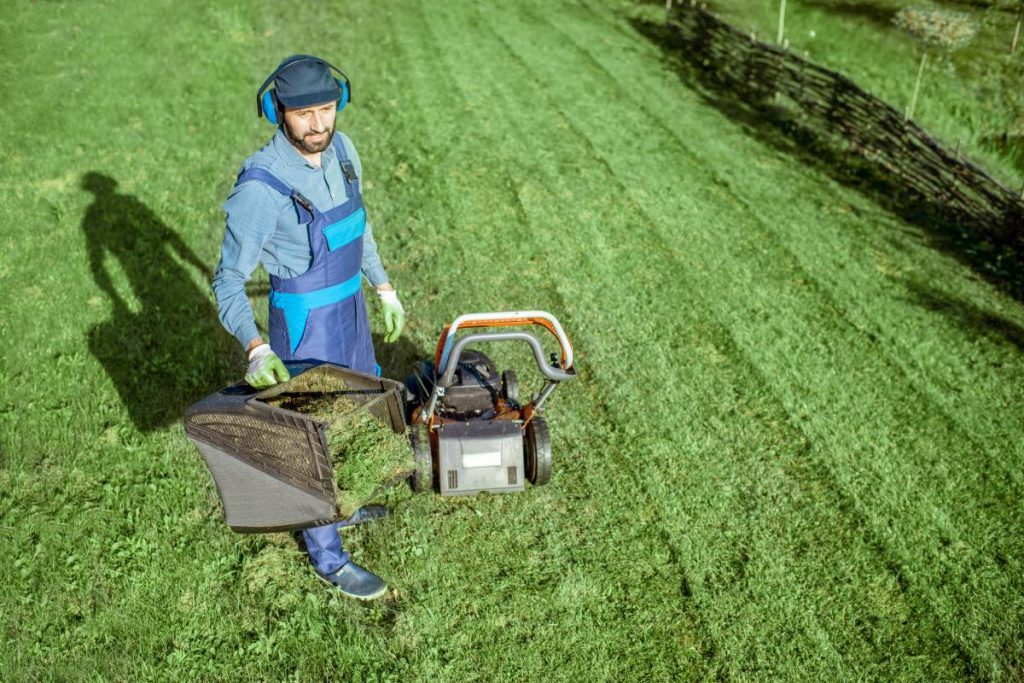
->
xmin=544 ymin=0 xmax=1024 ymax=474
xmin=536 ymin=2 xmax=1024 ymax=671
xmin=440 ymin=1 xmax=937 ymax=679
xmin=489 ymin=0 xmax=1024 ymax=671
xmin=468 ymin=0 xmax=1015 ymax=675
xmin=550 ymin=0 xmax=1024 ymax=575
xmin=360 ymin=4 xmax=706 ymax=679
xmin=376 ymin=3 xmax=704 ymax=679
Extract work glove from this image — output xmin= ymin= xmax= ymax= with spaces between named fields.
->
xmin=245 ymin=343 xmax=290 ymax=388
xmin=378 ymin=289 xmax=405 ymax=343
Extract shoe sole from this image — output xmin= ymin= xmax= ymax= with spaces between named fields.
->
xmin=314 ymin=571 xmax=389 ymax=601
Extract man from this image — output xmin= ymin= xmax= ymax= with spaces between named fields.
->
xmin=212 ymin=55 xmax=405 ymax=600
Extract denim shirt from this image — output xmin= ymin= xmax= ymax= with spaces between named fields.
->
xmin=212 ymin=127 xmax=389 ymax=349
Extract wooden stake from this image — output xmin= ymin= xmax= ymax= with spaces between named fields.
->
xmin=906 ymin=51 xmax=927 ymax=121
xmin=777 ymin=0 xmax=787 ymax=45
xmin=1012 ymin=3 xmax=1022 ymax=54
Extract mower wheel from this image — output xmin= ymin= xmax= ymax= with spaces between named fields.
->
xmin=502 ymin=370 xmax=520 ymax=404
xmin=525 ymin=416 xmax=552 ymax=486
xmin=408 ymin=424 xmax=433 ymax=493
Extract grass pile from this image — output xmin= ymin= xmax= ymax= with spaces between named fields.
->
xmin=328 ymin=412 xmax=414 ymax=517
xmin=892 ymin=7 xmax=979 ymax=50
xmin=262 ymin=371 xmax=413 ymax=517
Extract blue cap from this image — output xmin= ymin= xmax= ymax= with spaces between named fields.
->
xmin=272 ymin=55 xmax=342 ymax=109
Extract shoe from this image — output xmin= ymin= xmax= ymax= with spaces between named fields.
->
xmin=316 ymin=561 xmax=388 ymax=600
xmin=335 ymin=505 xmax=390 ymax=529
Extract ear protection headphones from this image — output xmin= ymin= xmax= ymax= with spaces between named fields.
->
xmin=255 ymin=55 xmax=352 ymax=125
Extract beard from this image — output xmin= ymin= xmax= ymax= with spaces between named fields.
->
xmin=283 ymin=119 xmax=334 ymax=154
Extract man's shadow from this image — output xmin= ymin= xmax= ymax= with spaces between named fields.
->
xmin=82 ymin=172 xmax=237 ymax=432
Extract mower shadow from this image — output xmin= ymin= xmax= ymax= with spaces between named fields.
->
xmin=81 ymin=171 xmax=237 ymax=432
xmin=372 ymin=332 xmax=429 ymax=384
xmin=629 ymin=17 xmax=1024 ymax=304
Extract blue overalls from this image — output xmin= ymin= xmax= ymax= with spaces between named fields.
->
xmin=233 ymin=135 xmax=378 ymax=576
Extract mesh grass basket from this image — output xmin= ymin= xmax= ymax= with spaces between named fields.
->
xmin=184 ymin=362 xmax=409 ymax=533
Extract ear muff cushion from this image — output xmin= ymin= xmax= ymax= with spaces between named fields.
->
xmin=336 ymin=79 xmax=349 ymax=112
xmin=262 ymin=90 xmax=279 ymax=124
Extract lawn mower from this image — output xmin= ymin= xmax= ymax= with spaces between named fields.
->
xmin=404 ymin=311 xmax=577 ymax=496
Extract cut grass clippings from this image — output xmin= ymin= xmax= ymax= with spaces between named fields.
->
xmin=329 ymin=412 xmax=414 ymax=517
xmin=263 ymin=377 xmax=413 ymax=518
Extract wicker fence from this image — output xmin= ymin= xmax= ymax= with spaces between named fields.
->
xmin=666 ymin=2 xmax=1024 ymax=242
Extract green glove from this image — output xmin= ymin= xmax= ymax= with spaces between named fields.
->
xmin=378 ymin=289 xmax=405 ymax=343
xmin=245 ymin=343 xmax=290 ymax=388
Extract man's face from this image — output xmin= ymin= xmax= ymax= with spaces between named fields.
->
xmin=282 ymin=101 xmax=337 ymax=154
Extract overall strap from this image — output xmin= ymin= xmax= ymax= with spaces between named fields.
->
xmin=234 ymin=166 xmax=316 ymax=224
xmin=330 ymin=136 xmax=360 ymax=194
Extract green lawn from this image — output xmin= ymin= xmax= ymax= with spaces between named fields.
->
xmin=2 ymin=0 xmax=1023 ymax=680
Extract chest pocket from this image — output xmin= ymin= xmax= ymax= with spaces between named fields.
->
xmin=323 ymin=207 xmax=366 ymax=251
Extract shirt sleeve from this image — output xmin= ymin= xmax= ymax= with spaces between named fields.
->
xmin=340 ymin=133 xmax=390 ymax=287
xmin=361 ymin=221 xmax=389 ymax=286
xmin=212 ymin=179 xmax=281 ymax=350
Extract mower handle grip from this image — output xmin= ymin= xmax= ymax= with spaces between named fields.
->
xmin=437 ymin=332 xmax=577 ymax=388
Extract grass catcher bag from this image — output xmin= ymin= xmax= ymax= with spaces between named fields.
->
xmin=184 ymin=362 xmax=412 ymax=533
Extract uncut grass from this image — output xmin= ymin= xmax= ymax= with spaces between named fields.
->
xmin=0 ymin=2 xmax=387 ymax=679
xmin=2 ymin=0 xmax=1024 ymax=681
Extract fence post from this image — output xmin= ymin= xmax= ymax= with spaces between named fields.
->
xmin=777 ymin=0 xmax=787 ymax=45
xmin=1012 ymin=2 xmax=1022 ymax=53
xmin=905 ymin=51 xmax=927 ymax=121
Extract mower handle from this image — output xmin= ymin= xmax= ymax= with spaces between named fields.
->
xmin=437 ymin=332 xmax=577 ymax=388
xmin=434 ymin=311 xmax=575 ymax=374
xmin=420 ymin=331 xmax=576 ymax=423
